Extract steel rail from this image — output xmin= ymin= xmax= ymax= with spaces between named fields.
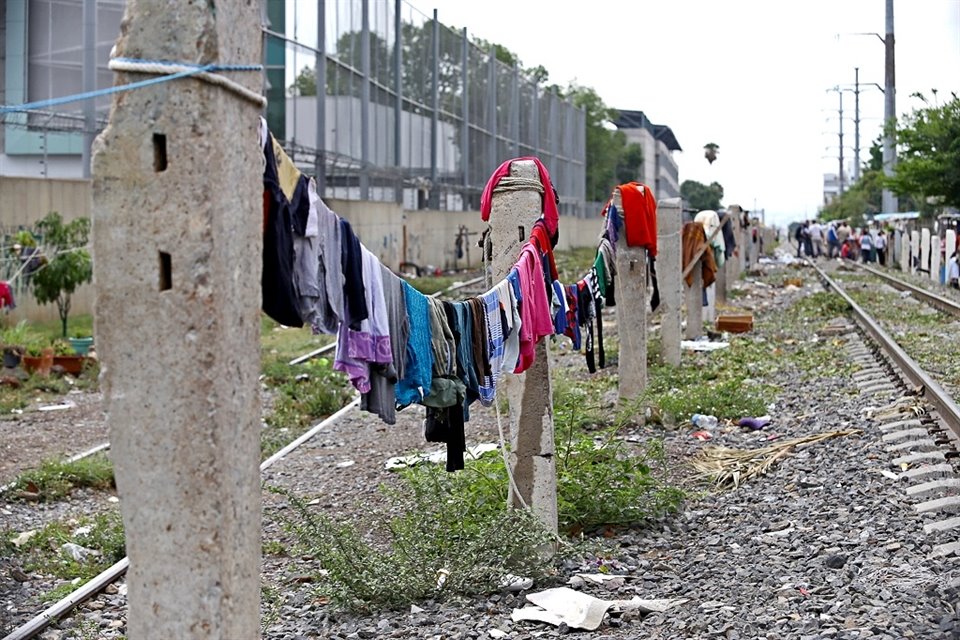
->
xmin=813 ymin=263 xmax=960 ymax=445
xmin=4 ymin=400 xmax=363 ymax=640
xmin=848 ymin=261 xmax=960 ymax=317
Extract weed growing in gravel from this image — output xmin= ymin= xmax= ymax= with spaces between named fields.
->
xmin=261 ymin=357 xmax=352 ymax=459
xmin=271 ymin=480 xmax=554 ymax=612
xmin=5 ymin=452 xmax=114 ymax=501
xmin=5 ymin=510 xmax=126 ymax=593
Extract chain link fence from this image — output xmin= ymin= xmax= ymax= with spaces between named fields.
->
xmin=274 ymin=0 xmax=587 ymax=215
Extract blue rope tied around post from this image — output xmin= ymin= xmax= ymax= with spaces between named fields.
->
xmin=0 ymin=58 xmax=265 ymax=115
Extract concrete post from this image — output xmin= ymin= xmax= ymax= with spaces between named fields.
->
xmin=703 ymin=282 xmax=716 ymax=325
xmin=715 ymin=255 xmax=727 ymax=304
xmin=947 ymin=229 xmax=957 ymax=272
xmin=910 ymin=229 xmax=922 ymax=273
xmin=613 ymin=188 xmax=646 ymax=400
xmin=657 ymin=198 xmax=682 ymax=366
xmin=747 ymin=221 xmax=758 ymax=267
xmin=684 ymin=266 xmax=703 ymax=340
xmin=930 ymin=234 xmax=941 ymax=282
xmin=489 ymin=159 xmax=558 ymax=536
xmin=900 ymin=231 xmax=909 ymax=272
xmin=921 ymin=228 xmax=930 ymax=273
xmin=91 ymin=3 xmax=263 ymax=638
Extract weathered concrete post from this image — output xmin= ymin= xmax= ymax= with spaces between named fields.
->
xmin=930 ymin=234 xmax=941 ymax=282
xmin=715 ymin=252 xmax=727 ymax=304
xmin=684 ymin=264 xmax=703 ymax=339
xmin=921 ymin=228 xmax=930 ymax=274
xmin=489 ymin=159 xmax=558 ymax=535
xmin=947 ymin=229 xmax=957 ymax=275
xmin=910 ymin=229 xmax=923 ymax=273
xmin=91 ymin=2 xmax=263 ymax=638
xmin=613 ymin=188 xmax=647 ymax=400
xmin=657 ymin=197 xmax=682 ymax=366
xmin=747 ymin=220 xmax=759 ymax=267
xmin=900 ymin=231 xmax=910 ymax=272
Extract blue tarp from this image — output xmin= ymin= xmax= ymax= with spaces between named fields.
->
xmin=872 ymin=212 xmax=921 ymax=222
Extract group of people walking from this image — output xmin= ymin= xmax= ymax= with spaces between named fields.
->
xmin=795 ymin=220 xmax=887 ymax=265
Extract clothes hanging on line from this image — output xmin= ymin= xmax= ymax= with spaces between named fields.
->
xmin=682 ymin=222 xmax=717 ymax=289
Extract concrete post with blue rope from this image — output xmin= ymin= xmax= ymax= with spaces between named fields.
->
xmin=90 ymin=2 xmax=264 ymax=638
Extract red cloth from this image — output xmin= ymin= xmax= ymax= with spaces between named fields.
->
xmin=529 ymin=220 xmax=559 ymax=282
xmin=0 ymin=282 xmax=14 ymax=310
xmin=480 ymin=157 xmax=559 ymax=237
xmin=619 ymin=182 xmax=658 ymax=256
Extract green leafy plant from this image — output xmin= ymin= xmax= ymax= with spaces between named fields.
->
xmin=272 ymin=477 xmax=554 ymax=612
xmin=5 ymin=453 xmax=114 ymax=501
xmin=30 ymin=212 xmax=93 ymax=338
xmin=261 ymin=357 xmax=352 ymax=459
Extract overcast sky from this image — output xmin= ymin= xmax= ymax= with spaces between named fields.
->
xmin=287 ymin=0 xmax=960 ymax=227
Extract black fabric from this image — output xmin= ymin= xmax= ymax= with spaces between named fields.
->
xmin=578 ymin=284 xmax=595 ymax=374
xmin=290 ymin=175 xmax=312 ymax=237
xmin=423 ymin=403 xmax=466 ymax=472
xmin=261 ymin=137 xmax=304 ymax=327
xmin=605 ymin=271 xmax=616 ymax=307
xmin=596 ymin=297 xmax=605 ymax=369
xmin=339 ymin=218 xmax=368 ymax=330
xmin=649 ymin=255 xmax=660 ymax=312
xmin=721 ymin=217 xmax=737 ymax=260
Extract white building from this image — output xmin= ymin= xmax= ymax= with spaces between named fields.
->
xmin=612 ymin=109 xmax=682 ymax=200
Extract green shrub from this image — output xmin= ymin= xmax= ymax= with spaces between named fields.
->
xmin=6 ymin=453 xmax=114 ymax=501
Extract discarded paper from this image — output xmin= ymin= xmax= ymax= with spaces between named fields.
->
xmin=510 ymin=587 xmax=686 ymax=631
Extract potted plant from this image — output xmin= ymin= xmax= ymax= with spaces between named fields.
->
xmin=30 ymin=212 xmax=93 ymax=339
xmin=52 ymin=338 xmax=87 ymax=375
xmin=21 ymin=340 xmax=54 ymax=377
xmin=68 ymin=329 xmax=94 ymax=356
xmin=0 ymin=320 xmax=32 ymax=368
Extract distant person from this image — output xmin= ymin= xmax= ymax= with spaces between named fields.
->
xmin=826 ymin=223 xmax=840 ymax=258
xmin=860 ymin=229 xmax=874 ymax=263
xmin=876 ymin=230 xmax=888 ymax=266
xmin=949 ymin=252 xmax=960 ymax=290
xmin=794 ymin=223 xmax=804 ymax=258
xmin=803 ymin=221 xmax=814 ymax=257
xmin=809 ymin=220 xmax=824 ymax=257
xmin=837 ymin=221 xmax=851 ymax=247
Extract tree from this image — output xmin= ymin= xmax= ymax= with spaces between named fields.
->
xmin=31 ymin=213 xmax=93 ymax=338
xmin=885 ymin=93 xmax=960 ymax=209
xmin=703 ymin=142 xmax=719 ymax=164
xmin=681 ymin=180 xmax=724 ymax=211
xmin=290 ymin=66 xmax=316 ymax=97
xmin=565 ymin=83 xmax=629 ymax=202
xmin=615 ymin=143 xmax=644 ymax=185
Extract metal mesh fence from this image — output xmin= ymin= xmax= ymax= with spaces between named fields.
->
xmin=2 ymin=0 xmax=586 ymax=213
xmin=278 ymin=0 xmax=586 ymax=214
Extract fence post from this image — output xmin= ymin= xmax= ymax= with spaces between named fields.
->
xmin=316 ymin=0 xmax=327 ymax=197
xmin=90 ymin=2 xmax=262 ymax=638
xmin=489 ymin=159 xmax=558 ymax=536
xmin=921 ymin=227 xmax=930 ymax=274
xmin=658 ymin=197 xmax=682 ymax=366
xmin=394 ymin=0 xmax=403 ymax=203
xmin=428 ymin=9 xmax=439 ymax=209
xmin=613 ymin=188 xmax=647 ymax=400
xmin=360 ymin=0 xmax=370 ymax=200
xmin=684 ymin=263 xmax=704 ymax=340
xmin=910 ymin=229 xmax=919 ymax=273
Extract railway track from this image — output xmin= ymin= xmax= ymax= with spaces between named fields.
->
xmin=3 ymin=273 xmax=486 ymax=640
xmin=811 ymin=260 xmax=960 ymax=561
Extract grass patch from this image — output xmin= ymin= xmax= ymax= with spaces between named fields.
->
xmin=404 ymin=274 xmax=462 ymax=296
xmin=2 ymin=510 xmax=125 ymax=592
xmin=554 ymin=246 xmax=597 ymax=283
xmin=261 ymin=357 xmax=353 ymax=459
xmin=4 ymin=453 xmax=114 ymax=502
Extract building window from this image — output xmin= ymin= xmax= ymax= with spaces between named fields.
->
xmin=26 ymin=0 xmax=124 ymax=125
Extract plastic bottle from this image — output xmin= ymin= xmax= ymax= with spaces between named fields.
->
xmin=691 ymin=414 xmax=718 ymax=429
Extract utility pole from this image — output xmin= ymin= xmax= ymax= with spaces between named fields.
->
xmin=838 ymin=91 xmax=845 ymax=195
xmin=882 ymin=0 xmax=898 ymax=212
xmin=854 ymin=67 xmax=861 ymax=182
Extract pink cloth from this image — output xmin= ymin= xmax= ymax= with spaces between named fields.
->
xmin=480 ymin=157 xmax=559 ymax=236
xmin=513 ymin=243 xmax=555 ymax=373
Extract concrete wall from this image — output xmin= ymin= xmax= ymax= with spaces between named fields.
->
xmin=0 ymin=176 xmax=94 ymax=325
